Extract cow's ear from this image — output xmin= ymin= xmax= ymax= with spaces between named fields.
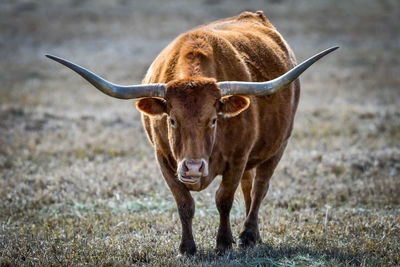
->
xmin=219 ymin=95 xmax=250 ymax=117
xmin=136 ymin=98 xmax=167 ymax=117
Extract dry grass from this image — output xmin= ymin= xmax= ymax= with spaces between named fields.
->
xmin=1 ymin=0 xmax=399 ymax=266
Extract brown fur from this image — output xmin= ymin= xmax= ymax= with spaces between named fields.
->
xmin=137 ymin=11 xmax=300 ymax=255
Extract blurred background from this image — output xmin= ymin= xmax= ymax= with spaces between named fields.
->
xmin=0 ymin=0 xmax=399 ymax=265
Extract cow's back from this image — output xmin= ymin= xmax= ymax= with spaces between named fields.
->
xmin=143 ymin=11 xmax=296 ymax=84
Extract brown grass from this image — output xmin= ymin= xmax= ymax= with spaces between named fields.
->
xmin=1 ymin=0 xmax=399 ymax=266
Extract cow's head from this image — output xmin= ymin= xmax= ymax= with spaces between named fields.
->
xmin=136 ymin=78 xmax=249 ymax=184
xmin=45 ymin=46 xmax=338 ymax=185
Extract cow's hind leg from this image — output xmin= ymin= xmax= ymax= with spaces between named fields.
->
xmin=240 ymin=169 xmax=255 ymax=217
xmin=238 ymin=147 xmax=285 ymax=248
xmin=215 ymin=161 xmax=246 ymax=253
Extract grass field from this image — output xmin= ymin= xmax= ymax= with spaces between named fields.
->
xmin=1 ymin=0 xmax=399 ymax=265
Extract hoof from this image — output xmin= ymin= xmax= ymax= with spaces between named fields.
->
xmin=179 ymin=240 xmax=197 ymax=256
xmin=216 ymin=237 xmax=234 ymax=255
xmin=216 ymin=244 xmax=233 ymax=256
xmin=237 ymin=230 xmax=258 ymax=249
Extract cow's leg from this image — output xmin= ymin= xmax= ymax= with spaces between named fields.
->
xmin=238 ymin=147 xmax=285 ymax=248
xmin=156 ymin=153 xmax=196 ymax=255
xmin=240 ymin=169 xmax=255 ymax=217
xmin=215 ymin=162 xmax=246 ymax=253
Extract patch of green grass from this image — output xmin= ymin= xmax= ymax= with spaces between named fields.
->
xmin=1 ymin=195 xmax=399 ymax=266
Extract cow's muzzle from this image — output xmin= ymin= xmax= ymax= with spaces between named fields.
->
xmin=177 ymin=158 xmax=208 ymax=184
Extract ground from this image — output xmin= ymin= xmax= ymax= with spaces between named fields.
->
xmin=0 ymin=0 xmax=399 ymax=266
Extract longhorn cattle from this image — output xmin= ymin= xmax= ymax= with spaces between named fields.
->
xmin=47 ymin=11 xmax=337 ymax=255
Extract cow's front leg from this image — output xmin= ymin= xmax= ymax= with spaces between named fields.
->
xmin=215 ymin=162 xmax=245 ymax=253
xmin=156 ymin=153 xmax=196 ymax=255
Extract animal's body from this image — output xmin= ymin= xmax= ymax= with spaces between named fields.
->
xmin=139 ymin=11 xmax=299 ymax=253
xmin=47 ymin=11 xmax=337 ymax=255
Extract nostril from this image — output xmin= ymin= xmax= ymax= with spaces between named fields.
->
xmin=182 ymin=161 xmax=189 ymax=172
xmin=199 ymin=161 xmax=205 ymax=173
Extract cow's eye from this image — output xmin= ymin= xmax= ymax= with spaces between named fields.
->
xmin=210 ymin=117 xmax=217 ymax=128
xmin=170 ymin=118 xmax=176 ymax=128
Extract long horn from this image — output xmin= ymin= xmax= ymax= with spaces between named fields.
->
xmin=45 ymin=55 xmax=166 ymax=99
xmin=218 ymin=46 xmax=339 ymax=96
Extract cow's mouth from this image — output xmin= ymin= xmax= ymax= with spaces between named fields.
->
xmin=178 ymin=175 xmax=201 ymax=184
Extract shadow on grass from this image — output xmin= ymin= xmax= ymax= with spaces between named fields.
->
xmin=172 ymin=242 xmax=365 ymax=266
xmin=251 ymin=243 xmax=362 ymax=265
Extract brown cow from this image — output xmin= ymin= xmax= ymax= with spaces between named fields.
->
xmin=46 ymin=11 xmax=337 ymax=255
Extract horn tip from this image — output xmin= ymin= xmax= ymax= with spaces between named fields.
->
xmin=45 ymin=54 xmax=59 ymax=61
xmin=45 ymin=54 xmax=70 ymax=66
xmin=318 ymin=46 xmax=339 ymax=58
xmin=328 ymin=46 xmax=340 ymax=52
